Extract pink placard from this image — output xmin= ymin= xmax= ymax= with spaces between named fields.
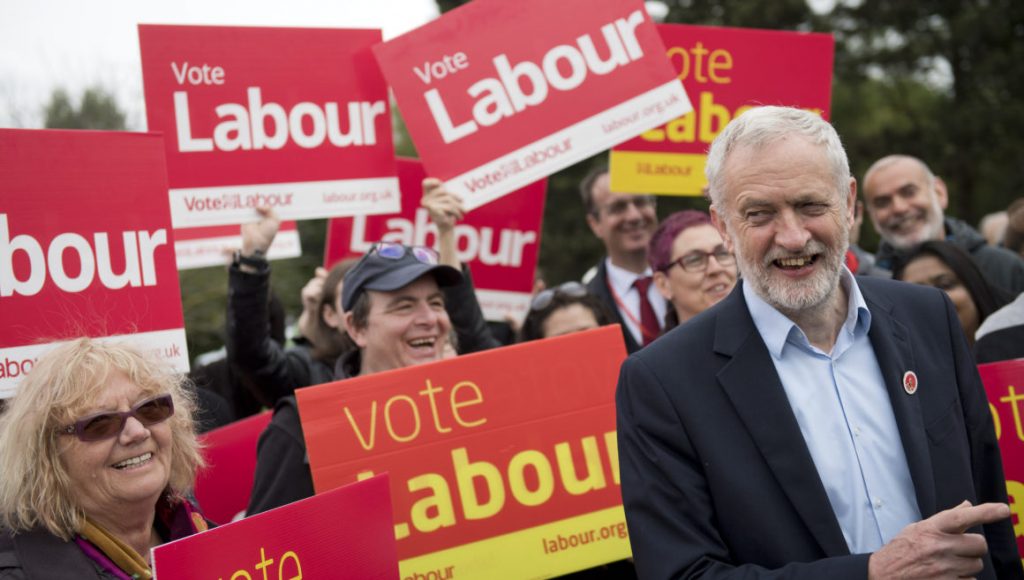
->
xmin=0 ymin=129 xmax=188 ymax=397
xmin=153 ymin=474 xmax=399 ymax=579
xmin=140 ymin=25 xmax=400 ymax=227
xmin=374 ymin=0 xmax=690 ymax=210
xmin=325 ymin=158 xmax=546 ymax=320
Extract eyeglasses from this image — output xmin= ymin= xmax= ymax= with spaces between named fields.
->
xmin=59 ymin=394 xmax=175 ymax=442
xmin=664 ymin=247 xmax=735 ymax=273
xmin=593 ymin=195 xmax=655 ymax=217
xmin=371 ymin=242 xmax=439 ymax=265
xmin=530 ymin=281 xmax=588 ymax=311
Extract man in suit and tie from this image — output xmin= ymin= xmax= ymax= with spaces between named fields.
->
xmin=616 ymin=106 xmax=1021 ymax=579
xmin=581 ymin=167 xmax=667 ymax=352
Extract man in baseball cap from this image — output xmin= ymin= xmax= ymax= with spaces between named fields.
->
xmin=340 ymin=242 xmax=463 ymax=375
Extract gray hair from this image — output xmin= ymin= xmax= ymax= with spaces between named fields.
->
xmin=862 ymin=154 xmax=935 ymax=192
xmin=705 ymin=106 xmax=850 ymax=211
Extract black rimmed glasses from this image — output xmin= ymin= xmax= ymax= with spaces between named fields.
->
xmin=530 ymin=281 xmax=588 ymax=311
xmin=371 ymin=242 xmax=439 ymax=265
xmin=664 ymin=246 xmax=735 ymax=273
xmin=59 ymin=394 xmax=175 ymax=442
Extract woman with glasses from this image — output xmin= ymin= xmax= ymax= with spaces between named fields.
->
xmin=519 ymin=282 xmax=613 ymax=341
xmin=648 ymin=210 xmax=738 ymax=332
xmin=0 ymin=338 xmax=208 ymax=578
xmin=893 ymin=240 xmax=1011 ymax=347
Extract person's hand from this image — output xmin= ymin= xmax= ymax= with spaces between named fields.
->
xmin=241 ymin=206 xmax=281 ymax=256
xmin=868 ymin=501 xmax=1009 ymax=579
xmin=421 ymin=178 xmax=465 ymax=232
xmin=296 ymin=267 xmax=328 ymax=340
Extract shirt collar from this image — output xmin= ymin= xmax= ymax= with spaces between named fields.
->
xmin=743 ymin=266 xmax=872 ymax=359
xmin=605 ymin=257 xmax=653 ymax=296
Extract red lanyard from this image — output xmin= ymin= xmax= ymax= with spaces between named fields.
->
xmin=607 ymin=276 xmax=660 ymax=342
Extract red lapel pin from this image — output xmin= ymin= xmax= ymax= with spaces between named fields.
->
xmin=903 ymin=371 xmax=918 ymax=395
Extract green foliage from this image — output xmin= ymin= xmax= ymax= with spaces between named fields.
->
xmin=43 ymin=87 xmax=126 ymax=130
xmin=829 ymin=0 xmax=1024 ymax=227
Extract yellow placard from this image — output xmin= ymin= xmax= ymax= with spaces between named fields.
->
xmin=609 ymin=150 xmax=708 ymax=196
xmin=398 ymin=506 xmax=631 ymax=580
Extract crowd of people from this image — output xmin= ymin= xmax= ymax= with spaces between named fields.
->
xmin=2 ymin=104 xmax=1023 ymax=578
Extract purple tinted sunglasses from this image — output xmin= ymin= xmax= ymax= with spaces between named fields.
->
xmin=59 ymin=394 xmax=175 ymax=442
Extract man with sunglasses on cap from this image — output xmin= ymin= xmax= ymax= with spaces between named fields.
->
xmin=243 ymin=185 xmax=498 ymax=515
xmin=246 ymin=236 xmax=463 ymax=514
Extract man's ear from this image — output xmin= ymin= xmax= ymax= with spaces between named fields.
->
xmin=322 ymin=304 xmax=342 ymax=329
xmin=710 ymin=206 xmax=734 ymax=252
xmin=586 ymin=211 xmax=603 ymax=239
xmin=343 ymin=311 xmax=368 ymax=348
xmin=846 ymin=177 xmax=858 ymax=227
xmin=933 ymin=176 xmax=949 ymax=210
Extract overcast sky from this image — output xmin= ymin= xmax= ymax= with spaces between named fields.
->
xmin=0 ymin=0 xmax=439 ymax=129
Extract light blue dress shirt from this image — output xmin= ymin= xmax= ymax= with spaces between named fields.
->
xmin=743 ymin=269 xmax=921 ymax=553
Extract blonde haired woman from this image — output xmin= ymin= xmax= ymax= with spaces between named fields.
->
xmin=0 ymin=338 xmax=208 ymax=578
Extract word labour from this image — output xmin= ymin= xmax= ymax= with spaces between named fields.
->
xmin=360 ymin=431 xmax=620 ymax=540
xmin=174 ymin=87 xmax=386 ymax=152
xmin=349 ymin=209 xmax=537 ymax=267
xmin=426 ymin=10 xmax=646 ymax=143
xmin=1 ymin=214 xmax=167 ymax=297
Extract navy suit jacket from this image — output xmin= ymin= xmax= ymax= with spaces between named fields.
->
xmin=617 ymin=277 xmax=1021 ymax=579
xmin=587 ymin=258 xmax=643 ymax=354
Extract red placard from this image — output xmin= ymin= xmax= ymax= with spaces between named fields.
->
xmin=139 ymin=25 xmax=400 ymax=227
xmin=297 ymin=326 xmax=629 ymax=578
xmin=152 ymin=473 xmax=399 ymax=579
xmin=194 ymin=411 xmax=273 ymax=525
xmin=374 ymin=0 xmax=690 ymax=210
xmin=325 ymin=158 xmax=546 ymax=321
xmin=978 ymin=359 xmax=1024 ymax=556
xmin=0 ymin=129 xmax=188 ymax=397
xmin=611 ymin=24 xmax=834 ymax=195
xmin=173 ymin=221 xmax=301 ymax=270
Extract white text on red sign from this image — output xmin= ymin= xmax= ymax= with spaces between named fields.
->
xmin=171 ymin=62 xmax=387 ymax=153
xmin=423 ymin=10 xmax=646 ymax=143
xmin=1 ymin=214 xmax=167 ymax=297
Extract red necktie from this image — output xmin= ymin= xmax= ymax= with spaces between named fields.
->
xmin=633 ymin=276 xmax=660 ymax=346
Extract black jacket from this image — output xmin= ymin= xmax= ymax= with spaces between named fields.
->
xmin=0 ymin=528 xmax=112 ymax=579
xmin=876 ymin=217 xmax=1024 ymax=294
xmin=617 ymin=278 xmax=1020 ymax=578
xmin=226 ymin=264 xmax=336 ymax=406
xmin=586 ymin=259 xmax=643 ymax=354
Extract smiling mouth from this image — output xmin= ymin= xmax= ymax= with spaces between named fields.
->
xmin=112 ymin=452 xmax=152 ymax=470
xmin=774 ymin=255 xmax=818 ymax=269
xmin=886 ymin=212 xmax=925 ymax=234
xmin=407 ymin=337 xmax=437 ymax=349
xmin=706 ymin=283 xmax=730 ymax=294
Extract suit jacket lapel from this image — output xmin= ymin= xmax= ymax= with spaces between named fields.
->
xmin=712 ymin=284 xmax=851 ymax=556
xmin=591 ymin=260 xmax=641 ymax=354
xmin=861 ymin=281 xmax=936 ymax=517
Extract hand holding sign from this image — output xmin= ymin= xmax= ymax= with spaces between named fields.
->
xmin=422 ymin=178 xmax=466 ymax=229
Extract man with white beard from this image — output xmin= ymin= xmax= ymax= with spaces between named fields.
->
xmin=616 ymin=106 xmax=1021 ymax=579
xmin=862 ymin=155 xmax=1024 ymax=293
